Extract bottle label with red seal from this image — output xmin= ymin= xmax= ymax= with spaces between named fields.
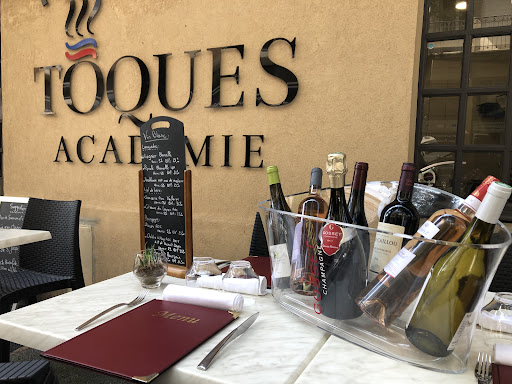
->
xmin=321 ymin=223 xmax=344 ymax=256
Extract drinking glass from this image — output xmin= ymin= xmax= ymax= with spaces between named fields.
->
xmin=480 ymin=292 xmax=512 ymax=345
xmin=185 ymin=257 xmax=222 ymax=287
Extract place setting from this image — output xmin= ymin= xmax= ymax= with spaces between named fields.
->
xmin=40 ymin=253 xmax=266 ymax=383
xmin=476 ymin=292 xmax=512 ymax=383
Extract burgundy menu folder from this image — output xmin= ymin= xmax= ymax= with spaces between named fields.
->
xmin=492 ymin=363 xmax=512 ymax=384
xmin=42 ymin=299 xmax=236 ymax=383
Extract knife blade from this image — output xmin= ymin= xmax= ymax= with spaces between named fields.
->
xmin=197 ymin=312 xmax=259 ymax=371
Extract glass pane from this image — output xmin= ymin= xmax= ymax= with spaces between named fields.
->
xmin=470 ymin=36 xmax=510 ymax=87
xmin=465 ymin=94 xmax=506 ymax=145
xmin=474 ymin=0 xmax=512 ymax=28
xmin=461 ymin=151 xmax=503 ymax=197
xmin=418 ymin=151 xmax=455 ymax=193
xmin=428 ymin=0 xmax=466 ymax=32
xmin=422 ymin=96 xmax=459 ymax=145
xmin=424 ymin=40 xmax=464 ymax=88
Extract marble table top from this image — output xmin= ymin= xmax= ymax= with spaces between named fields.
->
xmin=295 ymin=327 xmax=493 ymax=384
xmin=0 ymin=228 xmax=51 ymax=248
xmin=0 ymin=272 xmax=498 ymax=383
xmin=0 ymin=273 xmax=328 ymax=384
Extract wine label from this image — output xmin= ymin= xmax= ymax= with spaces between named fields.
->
xmin=369 ymin=222 xmax=405 ymax=276
xmin=384 ymin=247 xmax=415 ymax=278
xmin=321 ymin=223 xmax=344 ymax=256
xmin=269 ymin=243 xmax=291 ymax=278
xmin=447 ymin=312 xmax=476 ymax=351
xmin=417 ymin=220 xmax=440 ymax=239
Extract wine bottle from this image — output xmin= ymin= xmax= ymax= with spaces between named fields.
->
xmin=357 ymin=176 xmax=498 ymax=327
xmin=368 ymin=162 xmax=420 ymax=280
xmin=406 ymin=181 xmax=512 ymax=357
xmin=290 ymin=167 xmax=328 ymax=296
xmin=348 ymin=162 xmax=370 ymax=267
xmin=266 ymin=166 xmax=294 ymax=289
xmin=317 ymin=152 xmax=366 ymax=319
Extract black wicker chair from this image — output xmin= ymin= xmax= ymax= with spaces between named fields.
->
xmin=490 ymin=244 xmax=512 ymax=292
xmin=249 ymin=212 xmax=269 ymax=258
xmin=0 ymin=360 xmax=58 ymax=383
xmin=0 ymin=198 xmax=84 ymax=361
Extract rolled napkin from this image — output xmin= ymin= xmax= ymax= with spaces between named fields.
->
xmin=223 ymin=276 xmax=267 ymax=296
xmin=196 ymin=274 xmax=267 ymax=295
xmin=162 ymin=284 xmax=244 ymax=312
xmin=495 ymin=344 xmax=512 ymax=366
xmin=196 ymin=274 xmax=224 ymax=290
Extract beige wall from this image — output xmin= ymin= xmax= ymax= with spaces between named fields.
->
xmin=1 ymin=0 xmax=424 ymax=282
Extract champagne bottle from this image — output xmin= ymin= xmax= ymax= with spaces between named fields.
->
xmin=317 ymin=153 xmax=366 ymax=319
xmin=348 ymin=162 xmax=370 ymax=266
xmin=356 ymin=176 xmax=498 ymax=327
xmin=290 ymin=167 xmax=328 ymax=296
xmin=368 ymin=162 xmax=420 ymax=280
xmin=266 ymin=166 xmax=294 ymax=289
xmin=406 ymin=181 xmax=512 ymax=357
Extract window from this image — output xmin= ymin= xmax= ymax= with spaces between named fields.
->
xmin=415 ymin=0 xmax=512 ymax=220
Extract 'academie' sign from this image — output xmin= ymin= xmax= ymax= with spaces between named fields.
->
xmin=34 ymin=38 xmax=299 ymax=168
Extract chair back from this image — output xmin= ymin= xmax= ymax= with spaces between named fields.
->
xmin=249 ymin=212 xmax=269 ymax=257
xmin=490 ymin=244 xmax=512 ymax=292
xmin=19 ymin=198 xmax=84 ymax=290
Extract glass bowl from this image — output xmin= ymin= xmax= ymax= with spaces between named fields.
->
xmin=133 ymin=249 xmax=167 ymax=289
xmin=257 ymin=181 xmax=512 ymax=373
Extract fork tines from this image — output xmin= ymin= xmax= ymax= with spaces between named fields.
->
xmin=476 ymin=352 xmax=492 ymax=383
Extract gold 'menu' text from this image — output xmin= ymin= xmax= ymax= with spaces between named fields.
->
xmin=153 ymin=311 xmax=200 ymax=323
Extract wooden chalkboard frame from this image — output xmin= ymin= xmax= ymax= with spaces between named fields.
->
xmin=139 ymin=169 xmax=193 ymax=278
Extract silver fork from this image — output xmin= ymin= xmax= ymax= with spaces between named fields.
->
xmin=474 ymin=352 xmax=493 ymax=384
xmin=75 ymin=289 xmax=148 ymax=331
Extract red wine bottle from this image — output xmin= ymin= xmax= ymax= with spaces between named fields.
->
xmin=290 ymin=167 xmax=328 ymax=296
xmin=348 ymin=162 xmax=370 ymax=267
xmin=317 ymin=153 xmax=366 ymax=319
xmin=266 ymin=166 xmax=293 ymax=289
xmin=368 ymin=162 xmax=419 ymax=280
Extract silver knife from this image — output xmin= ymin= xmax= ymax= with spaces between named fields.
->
xmin=197 ymin=312 xmax=259 ymax=371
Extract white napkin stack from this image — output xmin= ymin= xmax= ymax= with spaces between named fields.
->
xmin=494 ymin=344 xmax=512 ymax=366
xmin=196 ymin=274 xmax=267 ymax=296
xmin=162 ymin=284 xmax=244 ymax=312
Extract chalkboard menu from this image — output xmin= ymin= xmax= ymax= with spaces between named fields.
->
xmin=140 ymin=116 xmax=187 ymax=266
xmin=0 ymin=199 xmax=28 ymax=272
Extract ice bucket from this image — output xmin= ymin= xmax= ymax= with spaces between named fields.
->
xmin=257 ymin=181 xmax=512 ymax=373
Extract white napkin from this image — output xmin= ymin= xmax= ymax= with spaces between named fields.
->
xmin=162 ymin=284 xmax=244 ymax=312
xmin=196 ymin=275 xmax=224 ymax=290
xmin=494 ymin=344 xmax=512 ymax=366
xmin=196 ymin=274 xmax=267 ymax=295
xmin=222 ymin=277 xmax=267 ymax=295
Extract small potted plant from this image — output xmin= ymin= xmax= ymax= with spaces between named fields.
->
xmin=133 ymin=245 xmax=168 ymax=288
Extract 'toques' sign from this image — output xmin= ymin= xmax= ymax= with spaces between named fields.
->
xmin=36 ymin=1 xmax=299 ymax=168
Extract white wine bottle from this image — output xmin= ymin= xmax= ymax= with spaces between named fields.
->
xmin=266 ymin=166 xmax=293 ymax=289
xmin=405 ymin=181 xmax=512 ymax=357
xmin=356 ymin=176 xmax=498 ymax=327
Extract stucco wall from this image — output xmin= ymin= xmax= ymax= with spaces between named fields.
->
xmin=1 ymin=0 xmax=423 ymax=282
